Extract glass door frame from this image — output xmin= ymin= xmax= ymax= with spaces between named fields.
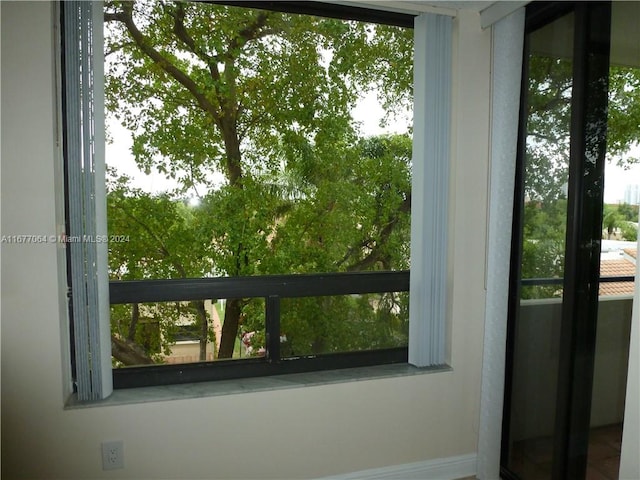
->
xmin=501 ymin=2 xmax=613 ymax=479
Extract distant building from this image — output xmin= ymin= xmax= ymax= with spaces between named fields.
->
xmin=623 ymin=184 xmax=640 ymax=205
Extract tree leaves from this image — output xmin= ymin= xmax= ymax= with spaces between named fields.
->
xmin=520 ymin=49 xmax=640 ymax=299
xmin=105 ymin=1 xmax=414 ymax=361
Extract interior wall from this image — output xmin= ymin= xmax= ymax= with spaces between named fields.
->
xmin=0 ymin=3 xmax=491 ymax=479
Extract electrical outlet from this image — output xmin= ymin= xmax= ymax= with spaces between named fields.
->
xmin=101 ymin=441 xmax=124 ymax=470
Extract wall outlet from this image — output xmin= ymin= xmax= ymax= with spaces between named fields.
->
xmin=101 ymin=441 xmax=124 ymax=470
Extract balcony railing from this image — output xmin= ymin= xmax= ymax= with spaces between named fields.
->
xmin=521 ymin=275 xmax=635 ymax=287
xmin=511 ymin=294 xmax=633 ymax=441
xmin=109 ymin=270 xmax=410 ymax=388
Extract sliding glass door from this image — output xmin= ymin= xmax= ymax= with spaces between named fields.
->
xmin=501 ymin=2 xmax=638 ymax=479
xmin=502 ymin=7 xmax=576 ymax=479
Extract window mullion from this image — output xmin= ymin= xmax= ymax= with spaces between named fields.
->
xmin=265 ymin=296 xmax=281 ymax=363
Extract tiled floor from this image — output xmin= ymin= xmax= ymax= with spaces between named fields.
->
xmin=586 ymin=425 xmax=623 ymax=480
xmin=509 ymin=423 xmax=622 ymax=480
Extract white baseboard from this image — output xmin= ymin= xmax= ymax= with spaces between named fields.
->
xmin=320 ymin=453 xmax=477 ymax=480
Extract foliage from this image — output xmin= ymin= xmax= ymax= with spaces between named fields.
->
xmin=602 ymin=208 xmax=623 ymax=240
xmin=620 ymin=222 xmax=638 ymax=242
xmin=616 ymin=203 xmax=640 ymax=222
xmin=104 ymin=1 xmax=413 ymax=363
xmin=520 ymin=47 xmax=640 ymax=299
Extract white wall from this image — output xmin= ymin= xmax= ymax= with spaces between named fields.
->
xmin=0 ymin=3 xmax=492 ymax=479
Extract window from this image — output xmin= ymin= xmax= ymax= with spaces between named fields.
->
xmin=62 ymin=1 xmax=452 ymax=399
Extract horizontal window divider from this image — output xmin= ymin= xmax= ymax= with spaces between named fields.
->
xmin=113 ymin=347 xmax=409 ymax=389
xmin=109 ymin=270 xmax=410 ymax=305
xmin=599 ymin=275 xmax=636 ymax=283
xmin=521 ymin=275 xmax=634 ymax=287
xmin=207 ymin=1 xmax=416 ymax=28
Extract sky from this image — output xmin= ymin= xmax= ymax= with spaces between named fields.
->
xmin=604 ymin=155 xmax=640 ymax=204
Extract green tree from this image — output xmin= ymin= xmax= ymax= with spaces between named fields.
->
xmin=617 ymin=203 xmax=640 ymax=222
xmin=620 ymin=222 xmax=638 ymax=242
xmin=107 ymin=171 xmax=216 ymax=364
xmin=104 ymin=1 xmax=413 ymax=363
xmin=520 ymin=52 xmax=640 ymax=298
xmin=603 ymin=207 xmax=622 ymax=239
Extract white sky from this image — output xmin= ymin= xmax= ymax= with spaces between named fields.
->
xmin=604 ymin=153 xmax=640 ymax=204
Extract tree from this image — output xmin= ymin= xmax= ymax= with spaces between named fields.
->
xmin=107 ymin=170 xmax=216 ymax=364
xmin=620 ymin=222 xmax=638 ymax=242
xmin=104 ymin=1 xmax=413 ymax=363
xmin=617 ymin=203 xmax=640 ymax=222
xmin=603 ymin=208 xmax=622 ymax=239
xmin=520 ymin=51 xmax=640 ymax=298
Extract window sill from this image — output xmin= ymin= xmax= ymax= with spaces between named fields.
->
xmin=65 ymin=363 xmax=450 ymax=409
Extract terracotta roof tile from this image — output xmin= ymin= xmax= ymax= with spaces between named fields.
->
xmin=600 ymin=257 xmax=636 ymax=296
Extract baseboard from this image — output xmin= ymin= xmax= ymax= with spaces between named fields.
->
xmin=319 ymin=453 xmax=477 ymax=480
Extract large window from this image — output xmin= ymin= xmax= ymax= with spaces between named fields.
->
xmin=63 ymin=1 xmax=452 ymax=398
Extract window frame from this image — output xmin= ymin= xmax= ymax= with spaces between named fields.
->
xmin=62 ymin=0 xmax=452 ymax=396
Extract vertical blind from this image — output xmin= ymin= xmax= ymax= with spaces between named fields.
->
xmin=408 ymin=13 xmax=452 ymax=367
xmin=62 ymin=0 xmax=112 ymax=401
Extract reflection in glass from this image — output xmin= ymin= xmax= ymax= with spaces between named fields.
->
xmin=586 ymin=3 xmax=640 ymax=479
xmin=520 ymin=13 xmax=574 ymax=301
xmin=506 ymin=12 xmax=574 ymax=480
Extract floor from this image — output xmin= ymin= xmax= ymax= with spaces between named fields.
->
xmin=586 ymin=425 xmax=623 ymax=480
xmin=509 ymin=423 xmax=622 ymax=480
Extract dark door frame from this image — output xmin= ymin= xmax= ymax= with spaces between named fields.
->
xmin=501 ymin=2 xmax=612 ymax=479
xmin=553 ymin=3 xmax=611 ymax=478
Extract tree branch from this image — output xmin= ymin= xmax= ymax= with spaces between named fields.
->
xmin=169 ymin=3 xmax=222 ymax=85
xmin=111 ymin=335 xmax=156 ymax=366
xmin=107 ymin=2 xmax=222 ymax=127
xmin=225 ymin=11 xmax=272 ymax=58
xmin=344 ymin=194 xmax=411 ymax=272
xmin=114 ymin=202 xmax=188 ymax=278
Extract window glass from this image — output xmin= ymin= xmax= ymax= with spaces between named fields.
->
xmin=506 ymin=12 xmax=575 ymax=478
xmin=103 ymin=1 xmax=413 ymax=368
xmin=519 ymin=13 xmax=573 ymax=300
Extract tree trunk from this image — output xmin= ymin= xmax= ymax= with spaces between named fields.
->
xmin=193 ymin=300 xmax=208 ymax=361
xmin=127 ymin=303 xmax=140 ymax=341
xmin=218 ymin=298 xmax=243 ymax=358
xmin=111 ymin=335 xmax=155 ymax=365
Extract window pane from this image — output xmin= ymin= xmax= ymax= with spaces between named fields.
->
xmin=110 ymin=298 xmax=265 ymax=367
xmin=280 ymin=292 xmax=409 ymax=357
xmin=519 ymin=14 xmax=574 ymax=300
xmin=104 ymin=2 xmax=413 ymax=361
xmin=588 ymin=3 xmax=639 ymax=477
xmin=506 ymin=12 xmax=574 ymax=479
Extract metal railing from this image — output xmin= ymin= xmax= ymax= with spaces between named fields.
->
xmin=521 ymin=275 xmax=635 ymax=287
xmin=109 ymin=270 xmax=410 ymax=388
